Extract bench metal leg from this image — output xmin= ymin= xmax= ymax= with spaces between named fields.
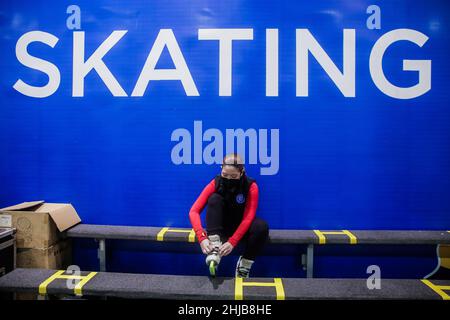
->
xmin=97 ymin=239 xmax=106 ymax=272
xmin=96 ymin=239 xmax=108 ymax=300
xmin=13 ymin=234 xmax=17 ymax=270
xmin=306 ymin=244 xmax=314 ymax=278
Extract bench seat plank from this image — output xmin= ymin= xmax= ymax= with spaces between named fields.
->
xmin=66 ymin=224 xmax=450 ymax=245
xmin=0 ymin=268 xmax=448 ymax=300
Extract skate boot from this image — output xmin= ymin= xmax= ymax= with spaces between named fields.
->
xmin=235 ymin=256 xmax=254 ymax=278
xmin=205 ymin=234 xmax=222 ymax=277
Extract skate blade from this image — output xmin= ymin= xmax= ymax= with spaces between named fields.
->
xmin=209 ymin=261 xmax=217 ymax=277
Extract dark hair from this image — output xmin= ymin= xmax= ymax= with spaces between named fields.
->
xmin=222 ymin=153 xmax=245 ymax=173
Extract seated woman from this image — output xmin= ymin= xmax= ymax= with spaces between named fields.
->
xmin=189 ymin=153 xmax=269 ymax=278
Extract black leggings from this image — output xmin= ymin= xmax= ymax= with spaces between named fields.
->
xmin=205 ymin=192 xmax=269 ymax=260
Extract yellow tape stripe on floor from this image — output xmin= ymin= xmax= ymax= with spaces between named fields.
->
xmin=157 ymin=227 xmax=169 ymax=241
xmin=421 ymin=279 xmax=450 ymax=300
xmin=38 ymin=270 xmax=98 ymax=296
xmin=313 ymin=230 xmax=326 ymax=244
xmin=74 ymin=272 xmax=98 ymax=296
xmin=38 ymin=270 xmax=66 ymax=295
xmin=157 ymin=227 xmax=196 ymax=242
xmin=235 ymin=277 xmax=285 ymax=300
xmin=313 ymin=230 xmax=357 ymax=244
xmin=342 ymin=230 xmax=358 ymax=244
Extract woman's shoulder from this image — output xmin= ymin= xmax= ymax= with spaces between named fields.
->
xmin=211 ymin=174 xmax=220 ymax=185
xmin=208 ymin=177 xmax=217 ymax=186
xmin=249 ymin=181 xmax=258 ymax=189
xmin=248 ymin=179 xmax=259 ymax=192
xmin=246 ymin=175 xmax=257 ymax=186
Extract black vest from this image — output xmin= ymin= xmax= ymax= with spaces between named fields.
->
xmin=214 ymin=174 xmax=256 ymax=221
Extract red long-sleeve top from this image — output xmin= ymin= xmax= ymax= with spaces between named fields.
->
xmin=189 ymin=178 xmax=259 ymax=247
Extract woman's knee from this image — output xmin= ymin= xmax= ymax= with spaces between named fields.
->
xmin=250 ymin=218 xmax=269 ymax=237
xmin=207 ymin=192 xmax=224 ymax=208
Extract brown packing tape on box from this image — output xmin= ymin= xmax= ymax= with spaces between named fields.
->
xmin=0 ymin=201 xmax=81 ymax=249
xmin=15 ymin=292 xmax=39 ymax=300
xmin=16 ymin=239 xmax=73 ymax=269
xmin=14 ymin=239 xmax=74 ymax=300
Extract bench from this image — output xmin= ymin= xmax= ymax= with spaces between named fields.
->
xmin=0 ymin=268 xmax=449 ymax=300
xmin=66 ymin=224 xmax=450 ymax=278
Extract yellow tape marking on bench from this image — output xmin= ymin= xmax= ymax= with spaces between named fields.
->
xmin=38 ymin=270 xmax=98 ymax=296
xmin=157 ymin=227 xmax=196 ymax=242
xmin=421 ymin=279 xmax=450 ymax=300
xmin=74 ymin=271 xmax=98 ymax=296
xmin=235 ymin=277 xmax=285 ymax=300
xmin=313 ymin=230 xmax=357 ymax=245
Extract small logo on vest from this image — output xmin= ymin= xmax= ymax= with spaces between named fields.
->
xmin=236 ymin=194 xmax=245 ymax=204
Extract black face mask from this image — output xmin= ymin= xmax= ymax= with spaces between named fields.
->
xmin=220 ymin=176 xmax=242 ymax=194
xmin=220 ymin=176 xmax=242 ymax=193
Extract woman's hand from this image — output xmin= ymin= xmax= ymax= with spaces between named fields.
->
xmin=200 ymin=239 xmax=213 ymax=254
xmin=219 ymin=242 xmax=234 ymax=256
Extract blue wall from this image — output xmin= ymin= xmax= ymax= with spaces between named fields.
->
xmin=1 ymin=0 xmax=449 ymax=277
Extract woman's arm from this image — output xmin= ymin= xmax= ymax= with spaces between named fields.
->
xmin=189 ymin=178 xmax=216 ymax=243
xmin=227 ymin=182 xmax=259 ymax=247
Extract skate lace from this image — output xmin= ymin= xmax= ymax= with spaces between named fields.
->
xmin=237 ymin=266 xmax=250 ymax=277
xmin=211 ymin=246 xmax=220 ymax=254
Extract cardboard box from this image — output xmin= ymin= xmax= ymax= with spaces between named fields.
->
xmin=16 ymin=239 xmax=72 ymax=269
xmin=15 ymin=239 xmax=73 ymax=300
xmin=0 ymin=201 xmax=81 ymax=249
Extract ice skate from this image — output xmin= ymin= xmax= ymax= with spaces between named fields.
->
xmin=205 ymin=234 xmax=222 ymax=277
xmin=235 ymin=255 xmax=254 ymax=278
